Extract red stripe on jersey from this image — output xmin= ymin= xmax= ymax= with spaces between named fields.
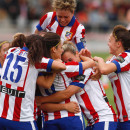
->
xmin=81 ymin=29 xmax=85 ymax=38
xmin=65 ymin=72 xmax=79 ymax=78
xmin=70 ymin=19 xmax=80 ymax=42
xmin=98 ymin=80 xmax=105 ymax=96
xmin=111 ymin=83 xmax=120 ymax=120
xmin=10 ymin=47 xmax=18 ymax=52
xmin=46 ymin=12 xmax=56 ymax=31
xmin=34 ymin=100 xmax=37 ymax=120
xmin=60 ymin=73 xmax=75 ymax=117
xmin=43 ymin=111 xmax=48 ymax=121
xmin=1 ymin=83 xmax=11 ymax=118
xmin=81 ymin=91 xmax=99 ymax=124
xmin=64 ymin=62 xmax=80 ymax=78
xmin=98 ymin=81 xmax=117 ymax=121
xmin=0 ymin=81 xmax=2 ymax=85
xmin=13 ymin=63 xmax=30 ymax=121
xmin=65 ymin=61 xmax=79 ymax=65
xmin=121 ymin=63 xmax=130 ymax=72
xmin=40 ymin=14 xmax=47 ymax=25
xmin=49 ymin=12 xmax=56 ymax=26
xmin=56 ymin=25 xmax=64 ymax=36
xmin=54 ymin=111 xmax=61 ymax=120
xmin=119 ymin=52 xmax=127 ymax=58
xmin=81 ymin=106 xmax=92 ymax=126
xmin=84 ymin=71 xmax=93 ymax=84
xmin=114 ymin=77 xmax=128 ymax=121
xmin=13 ymin=86 xmax=23 ymax=121
xmin=35 ymin=63 xmax=48 ymax=69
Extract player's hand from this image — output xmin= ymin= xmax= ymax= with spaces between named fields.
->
xmin=91 ymin=66 xmax=101 ymax=80
xmin=79 ymin=48 xmax=91 ymax=58
xmin=64 ymin=102 xmax=80 ymax=113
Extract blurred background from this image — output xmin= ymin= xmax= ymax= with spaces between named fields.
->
xmin=0 ymin=0 xmax=130 ymax=53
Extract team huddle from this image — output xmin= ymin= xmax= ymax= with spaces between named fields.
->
xmin=0 ymin=0 xmax=130 ymax=130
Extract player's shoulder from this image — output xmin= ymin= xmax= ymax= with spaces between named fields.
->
xmin=46 ymin=11 xmax=56 ymax=19
xmin=74 ymin=19 xmax=85 ymax=31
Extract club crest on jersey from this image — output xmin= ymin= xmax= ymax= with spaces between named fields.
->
xmin=65 ymin=31 xmax=73 ymax=40
xmin=116 ymin=56 xmax=125 ymax=63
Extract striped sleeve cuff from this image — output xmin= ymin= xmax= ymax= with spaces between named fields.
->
xmin=47 ymin=59 xmax=54 ymax=72
xmin=36 ymin=24 xmax=43 ymax=31
xmin=70 ymin=82 xmax=85 ymax=88
xmin=112 ymin=60 xmax=121 ymax=73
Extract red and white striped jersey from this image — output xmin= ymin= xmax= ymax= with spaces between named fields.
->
xmin=36 ymin=12 xmax=86 ymax=51
xmin=39 ymin=62 xmax=83 ymax=121
xmin=0 ymin=47 xmax=54 ymax=122
xmin=71 ymin=68 xmax=117 ymax=126
xmin=107 ymin=51 xmax=130 ymax=122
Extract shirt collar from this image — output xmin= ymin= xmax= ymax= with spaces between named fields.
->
xmin=55 ymin=15 xmax=75 ymax=27
xmin=125 ymin=50 xmax=130 ymax=53
xmin=22 ymin=47 xmax=28 ymax=51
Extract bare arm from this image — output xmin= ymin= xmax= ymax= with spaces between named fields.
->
xmin=37 ymin=73 xmax=56 ymax=89
xmin=51 ymin=60 xmax=66 ymax=72
xmin=40 ymin=102 xmax=80 ymax=113
xmin=35 ymin=85 xmax=80 ymax=105
xmin=80 ymin=55 xmax=95 ymax=70
xmin=94 ymin=56 xmax=117 ymax=75
xmin=34 ymin=28 xmax=39 ymax=34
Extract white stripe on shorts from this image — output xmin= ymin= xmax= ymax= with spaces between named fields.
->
xmin=104 ymin=121 xmax=109 ymax=130
xmin=30 ymin=121 xmax=36 ymax=130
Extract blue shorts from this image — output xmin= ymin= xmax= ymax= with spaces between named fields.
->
xmin=117 ymin=120 xmax=130 ymax=130
xmin=86 ymin=121 xmax=117 ymax=130
xmin=44 ymin=116 xmax=83 ymax=130
xmin=0 ymin=117 xmax=38 ymax=130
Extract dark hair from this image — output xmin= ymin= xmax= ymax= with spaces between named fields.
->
xmin=42 ymin=32 xmax=60 ymax=58
xmin=12 ymin=33 xmax=26 ymax=48
xmin=113 ymin=25 xmax=130 ymax=50
xmin=11 ymin=33 xmax=44 ymax=65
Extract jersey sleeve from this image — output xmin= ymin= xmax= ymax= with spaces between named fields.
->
xmin=36 ymin=12 xmax=53 ymax=31
xmin=74 ymin=24 xmax=86 ymax=51
xmin=62 ymin=61 xmax=83 ymax=78
xmin=35 ymin=57 xmax=54 ymax=72
xmin=112 ymin=52 xmax=130 ymax=73
xmin=70 ymin=68 xmax=92 ymax=88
